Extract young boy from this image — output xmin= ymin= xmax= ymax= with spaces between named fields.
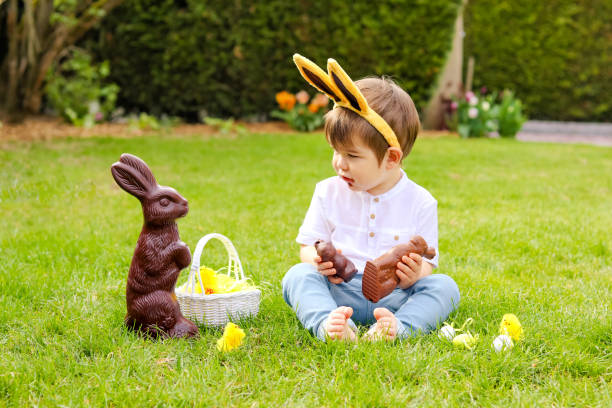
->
xmin=282 ymin=55 xmax=460 ymax=341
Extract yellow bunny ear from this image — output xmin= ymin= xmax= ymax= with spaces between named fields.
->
xmin=293 ymin=54 xmax=342 ymax=103
xmin=293 ymin=54 xmax=401 ymax=149
xmin=327 ymin=58 xmax=368 ymax=113
xmin=327 ymin=59 xmax=400 ymax=148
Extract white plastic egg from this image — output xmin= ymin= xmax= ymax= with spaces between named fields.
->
xmin=438 ymin=325 xmax=456 ymax=341
xmin=492 ymin=334 xmax=514 ymax=352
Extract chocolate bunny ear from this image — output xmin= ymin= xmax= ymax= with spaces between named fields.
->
xmin=111 ymin=154 xmax=156 ymax=199
xmin=119 ymin=154 xmax=157 ymax=186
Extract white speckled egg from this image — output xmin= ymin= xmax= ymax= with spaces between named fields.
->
xmin=492 ymin=334 xmax=514 ymax=352
xmin=438 ymin=325 xmax=455 ymax=341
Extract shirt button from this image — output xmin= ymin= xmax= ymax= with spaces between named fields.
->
xmin=374 ymin=198 xmax=379 ymax=202
xmin=394 ymin=235 xmax=399 ymax=240
xmin=370 ymin=214 xmax=375 ymax=219
xmin=369 ymin=232 xmax=375 ymax=237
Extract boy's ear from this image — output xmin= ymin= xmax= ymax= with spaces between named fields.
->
xmin=385 ymin=147 xmax=403 ymax=169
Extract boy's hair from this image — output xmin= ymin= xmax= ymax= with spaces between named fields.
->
xmin=324 ymin=77 xmax=420 ymax=163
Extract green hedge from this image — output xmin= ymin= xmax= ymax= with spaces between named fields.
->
xmin=89 ymin=0 xmax=461 ymax=119
xmin=464 ymin=0 xmax=612 ymax=122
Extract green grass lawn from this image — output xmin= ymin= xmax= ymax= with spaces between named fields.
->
xmin=1 ymin=131 xmax=611 ymax=407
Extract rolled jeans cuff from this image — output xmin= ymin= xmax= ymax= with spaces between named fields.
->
xmin=396 ymin=318 xmax=410 ymax=339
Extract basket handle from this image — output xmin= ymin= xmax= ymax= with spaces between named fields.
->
xmin=187 ymin=233 xmax=246 ymax=295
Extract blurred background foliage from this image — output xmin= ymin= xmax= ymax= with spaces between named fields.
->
xmin=464 ymin=0 xmax=612 ymax=122
xmin=84 ymin=0 xmax=462 ymax=121
xmin=3 ymin=0 xmax=610 ymax=123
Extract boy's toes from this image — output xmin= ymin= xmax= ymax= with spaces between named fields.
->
xmin=373 ymin=307 xmax=394 ymax=320
xmin=365 ymin=308 xmax=398 ymax=341
xmin=325 ymin=307 xmax=356 ymax=341
xmin=337 ymin=306 xmax=353 ymax=319
xmin=377 ymin=317 xmax=398 ymax=338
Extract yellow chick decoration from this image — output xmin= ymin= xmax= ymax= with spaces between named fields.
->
xmin=181 ymin=266 xmax=218 ymax=294
xmin=499 ymin=314 xmax=523 ymax=341
xmin=177 ymin=266 xmax=256 ymax=295
xmin=216 ymin=322 xmax=246 ymax=352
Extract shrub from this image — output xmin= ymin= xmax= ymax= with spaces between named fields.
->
xmin=453 ymin=91 xmax=497 ymax=138
xmin=203 ymin=117 xmax=248 ymax=137
xmin=127 ymin=113 xmax=182 ymax=131
xmin=45 ymin=49 xmax=119 ymax=126
xmin=447 ymin=89 xmax=527 ymax=138
xmin=87 ymin=0 xmax=462 ymax=120
xmin=464 ymin=0 xmax=612 ymax=121
xmin=497 ymin=91 xmax=527 ymax=137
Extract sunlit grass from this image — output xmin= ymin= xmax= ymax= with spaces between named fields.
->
xmin=0 ymin=132 xmax=610 ymax=406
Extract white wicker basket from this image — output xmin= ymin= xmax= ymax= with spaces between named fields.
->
xmin=176 ymin=233 xmax=261 ymax=327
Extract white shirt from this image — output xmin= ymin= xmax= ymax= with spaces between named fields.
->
xmin=296 ymin=170 xmax=439 ymax=273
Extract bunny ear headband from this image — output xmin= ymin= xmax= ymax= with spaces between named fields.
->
xmin=292 ymin=53 xmax=400 ymax=148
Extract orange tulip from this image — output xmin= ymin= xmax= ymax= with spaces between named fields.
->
xmin=308 ymin=103 xmax=320 ymax=113
xmin=276 ymin=91 xmax=296 ymax=111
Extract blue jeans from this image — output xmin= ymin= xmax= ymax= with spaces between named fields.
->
xmin=282 ymin=263 xmax=460 ymax=341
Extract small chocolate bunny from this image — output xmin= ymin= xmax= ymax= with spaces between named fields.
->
xmin=111 ymin=153 xmax=198 ymax=338
xmin=314 ymin=240 xmax=358 ymax=282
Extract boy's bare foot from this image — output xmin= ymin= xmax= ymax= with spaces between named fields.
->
xmin=324 ymin=306 xmax=356 ymax=341
xmin=364 ymin=307 xmax=398 ymax=341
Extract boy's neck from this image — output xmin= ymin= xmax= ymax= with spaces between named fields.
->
xmin=366 ymin=167 xmax=403 ymax=196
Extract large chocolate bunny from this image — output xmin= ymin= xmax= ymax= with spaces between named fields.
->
xmin=111 ymin=153 xmax=198 ymax=338
xmin=362 ymin=235 xmax=436 ymax=303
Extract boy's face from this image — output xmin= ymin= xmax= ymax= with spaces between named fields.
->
xmin=331 ymin=138 xmax=400 ymax=196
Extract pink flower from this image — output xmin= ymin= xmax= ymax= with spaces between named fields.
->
xmin=450 ymin=101 xmax=458 ymax=111
xmin=480 ymin=86 xmax=488 ymax=95
xmin=468 ymin=107 xmax=479 ymax=118
xmin=311 ymin=93 xmax=329 ymax=108
xmin=465 ymin=91 xmax=475 ymax=101
xmin=95 ymin=112 xmax=104 ymax=122
xmin=295 ymin=90 xmax=310 ymax=105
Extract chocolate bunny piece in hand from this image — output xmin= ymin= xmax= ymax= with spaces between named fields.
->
xmin=111 ymin=153 xmax=198 ymax=339
xmin=362 ymin=235 xmax=436 ymax=303
xmin=314 ymin=240 xmax=357 ymax=282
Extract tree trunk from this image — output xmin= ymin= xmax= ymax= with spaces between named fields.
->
xmin=5 ymin=0 xmax=20 ymax=115
xmin=1 ymin=0 xmax=123 ymax=117
xmin=23 ymin=27 xmax=67 ymax=113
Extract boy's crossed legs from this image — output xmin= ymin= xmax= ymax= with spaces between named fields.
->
xmin=282 ymin=263 xmax=460 ymax=341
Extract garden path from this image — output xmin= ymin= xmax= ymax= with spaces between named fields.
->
xmin=517 ymin=120 xmax=612 ymax=147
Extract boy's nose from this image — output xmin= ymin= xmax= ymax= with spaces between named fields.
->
xmin=336 ymin=156 xmax=348 ymax=170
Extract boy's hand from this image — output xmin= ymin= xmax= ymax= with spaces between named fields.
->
xmin=315 ymin=249 xmax=344 ymax=284
xmin=396 ymin=253 xmax=429 ymax=289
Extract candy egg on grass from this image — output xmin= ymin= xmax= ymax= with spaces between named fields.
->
xmin=452 ymin=332 xmax=479 ymax=350
xmin=439 ymin=317 xmax=473 ymax=342
xmin=492 ymin=334 xmax=514 ymax=352
xmin=438 ymin=324 xmax=456 ymax=341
